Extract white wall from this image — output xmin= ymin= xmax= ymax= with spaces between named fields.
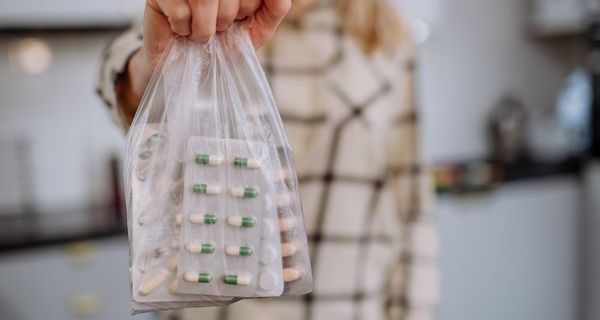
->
xmin=414 ymin=0 xmax=587 ymax=319
xmin=418 ymin=0 xmax=584 ymax=161
xmin=0 ymin=32 xmax=125 ymax=213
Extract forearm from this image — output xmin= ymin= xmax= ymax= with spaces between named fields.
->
xmin=115 ymin=49 xmax=154 ymax=125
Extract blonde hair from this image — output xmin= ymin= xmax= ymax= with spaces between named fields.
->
xmin=335 ymin=0 xmax=409 ymax=54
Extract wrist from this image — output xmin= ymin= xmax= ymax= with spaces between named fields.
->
xmin=116 ymin=49 xmax=154 ymax=124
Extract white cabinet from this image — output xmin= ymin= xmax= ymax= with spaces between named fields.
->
xmin=437 ymin=178 xmax=581 ymax=320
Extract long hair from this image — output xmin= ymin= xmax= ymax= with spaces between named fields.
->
xmin=335 ymin=0 xmax=410 ymax=54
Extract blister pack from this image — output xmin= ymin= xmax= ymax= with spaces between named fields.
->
xmin=124 ymin=25 xmax=313 ymax=313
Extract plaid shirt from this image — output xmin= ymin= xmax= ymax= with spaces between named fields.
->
xmin=97 ymin=2 xmax=439 ymax=319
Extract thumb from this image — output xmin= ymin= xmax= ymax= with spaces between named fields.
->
xmin=247 ymin=0 xmax=291 ymax=48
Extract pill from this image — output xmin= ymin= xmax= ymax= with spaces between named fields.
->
xmin=261 ymin=245 xmax=277 ymax=264
xmin=223 ymin=274 xmax=251 ymax=285
xmin=225 ymin=245 xmax=253 ymax=256
xmin=138 ymin=269 xmax=169 ymax=295
xmin=230 ymin=186 xmax=259 ymax=198
xmin=138 ymin=213 xmax=149 ymax=225
xmin=276 ymin=194 xmax=291 ymax=208
xmin=233 ymin=157 xmax=261 ymax=169
xmin=283 ymin=268 xmax=301 ymax=283
xmin=192 ymin=183 xmax=221 ymax=195
xmin=184 ymin=271 xmax=213 ymax=283
xmin=175 ymin=213 xmax=183 ymax=226
xmin=186 ymin=242 xmax=215 ymax=254
xmin=189 ymin=213 xmax=217 ymax=224
xmin=227 ymin=216 xmax=256 ymax=228
xmin=195 ymin=153 xmax=223 ymax=165
xmin=169 ymin=279 xmax=179 ymax=294
xmin=261 ymin=220 xmax=275 ymax=237
xmin=258 ymin=272 xmax=278 ymax=290
xmin=281 ymin=243 xmax=298 ymax=257
xmin=279 ymin=217 xmax=296 ymax=232
xmin=168 ymin=252 xmax=179 ymax=271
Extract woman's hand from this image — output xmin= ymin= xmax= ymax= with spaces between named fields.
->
xmin=117 ymin=0 xmax=291 ymax=124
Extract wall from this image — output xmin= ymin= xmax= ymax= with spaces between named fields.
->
xmin=0 ymin=32 xmax=125 ymax=214
xmin=415 ymin=0 xmax=587 ymax=319
xmin=418 ymin=0 xmax=584 ymax=161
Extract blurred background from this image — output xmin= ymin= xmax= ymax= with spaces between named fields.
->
xmin=0 ymin=0 xmax=599 ymax=319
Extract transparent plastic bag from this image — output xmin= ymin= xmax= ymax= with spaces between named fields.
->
xmin=124 ymin=25 xmax=313 ymax=313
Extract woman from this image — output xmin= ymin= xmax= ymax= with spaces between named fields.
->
xmin=97 ymin=0 xmax=439 ymax=319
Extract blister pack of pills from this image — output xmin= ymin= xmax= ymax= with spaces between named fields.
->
xmin=124 ymin=25 xmax=313 ymax=313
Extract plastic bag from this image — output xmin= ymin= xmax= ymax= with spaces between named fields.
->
xmin=124 ymin=25 xmax=313 ymax=313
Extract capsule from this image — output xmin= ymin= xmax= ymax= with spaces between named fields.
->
xmin=138 ymin=269 xmax=169 ymax=295
xmin=192 ymin=183 xmax=221 ymax=195
xmin=281 ymin=243 xmax=298 ymax=257
xmin=168 ymin=252 xmax=179 ymax=271
xmin=233 ymin=157 xmax=261 ymax=169
xmin=175 ymin=213 xmax=183 ymax=226
xmin=186 ymin=242 xmax=215 ymax=254
xmin=169 ymin=279 xmax=179 ymax=294
xmin=283 ymin=268 xmax=301 ymax=283
xmin=230 ymin=186 xmax=259 ymax=198
xmin=189 ymin=213 xmax=217 ymax=224
xmin=184 ymin=271 xmax=213 ymax=283
xmin=279 ymin=217 xmax=296 ymax=232
xmin=227 ymin=216 xmax=256 ymax=228
xmin=225 ymin=245 xmax=253 ymax=256
xmin=195 ymin=153 xmax=223 ymax=165
xmin=223 ymin=274 xmax=251 ymax=285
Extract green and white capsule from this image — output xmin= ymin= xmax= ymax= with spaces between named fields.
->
xmin=227 ymin=216 xmax=256 ymax=228
xmin=225 ymin=245 xmax=253 ymax=256
xmin=195 ymin=153 xmax=223 ymax=165
xmin=189 ymin=213 xmax=217 ymax=224
xmin=184 ymin=271 xmax=213 ymax=283
xmin=192 ymin=183 xmax=221 ymax=195
xmin=223 ymin=274 xmax=251 ymax=286
xmin=230 ymin=186 xmax=259 ymax=198
xmin=186 ymin=242 xmax=215 ymax=254
xmin=233 ymin=157 xmax=261 ymax=169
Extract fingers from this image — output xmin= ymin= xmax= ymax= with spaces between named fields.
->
xmin=155 ymin=0 xmax=192 ymax=36
xmin=237 ymin=0 xmax=261 ymax=20
xmin=248 ymin=0 xmax=291 ymax=48
xmin=188 ymin=0 xmax=219 ymax=42
xmin=216 ymin=0 xmax=239 ymax=31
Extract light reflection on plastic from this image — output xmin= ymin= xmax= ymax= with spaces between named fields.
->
xmin=411 ymin=18 xmax=431 ymax=45
xmin=11 ymin=38 xmax=52 ymax=75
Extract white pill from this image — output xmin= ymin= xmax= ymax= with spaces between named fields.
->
xmin=168 ymin=252 xmax=179 ymax=271
xmin=283 ymin=268 xmax=301 ymax=283
xmin=261 ymin=220 xmax=275 ymax=237
xmin=258 ymin=272 xmax=278 ymax=290
xmin=168 ymin=279 xmax=179 ymax=294
xmin=260 ymin=245 xmax=277 ymax=264
xmin=281 ymin=243 xmax=298 ymax=257
xmin=279 ymin=217 xmax=296 ymax=232
xmin=138 ymin=213 xmax=149 ymax=225
xmin=138 ymin=269 xmax=169 ymax=295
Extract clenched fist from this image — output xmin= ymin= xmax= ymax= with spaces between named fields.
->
xmin=118 ymin=0 xmax=291 ymax=123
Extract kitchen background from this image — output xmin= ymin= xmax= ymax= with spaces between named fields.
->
xmin=0 ymin=0 xmax=599 ymax=319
